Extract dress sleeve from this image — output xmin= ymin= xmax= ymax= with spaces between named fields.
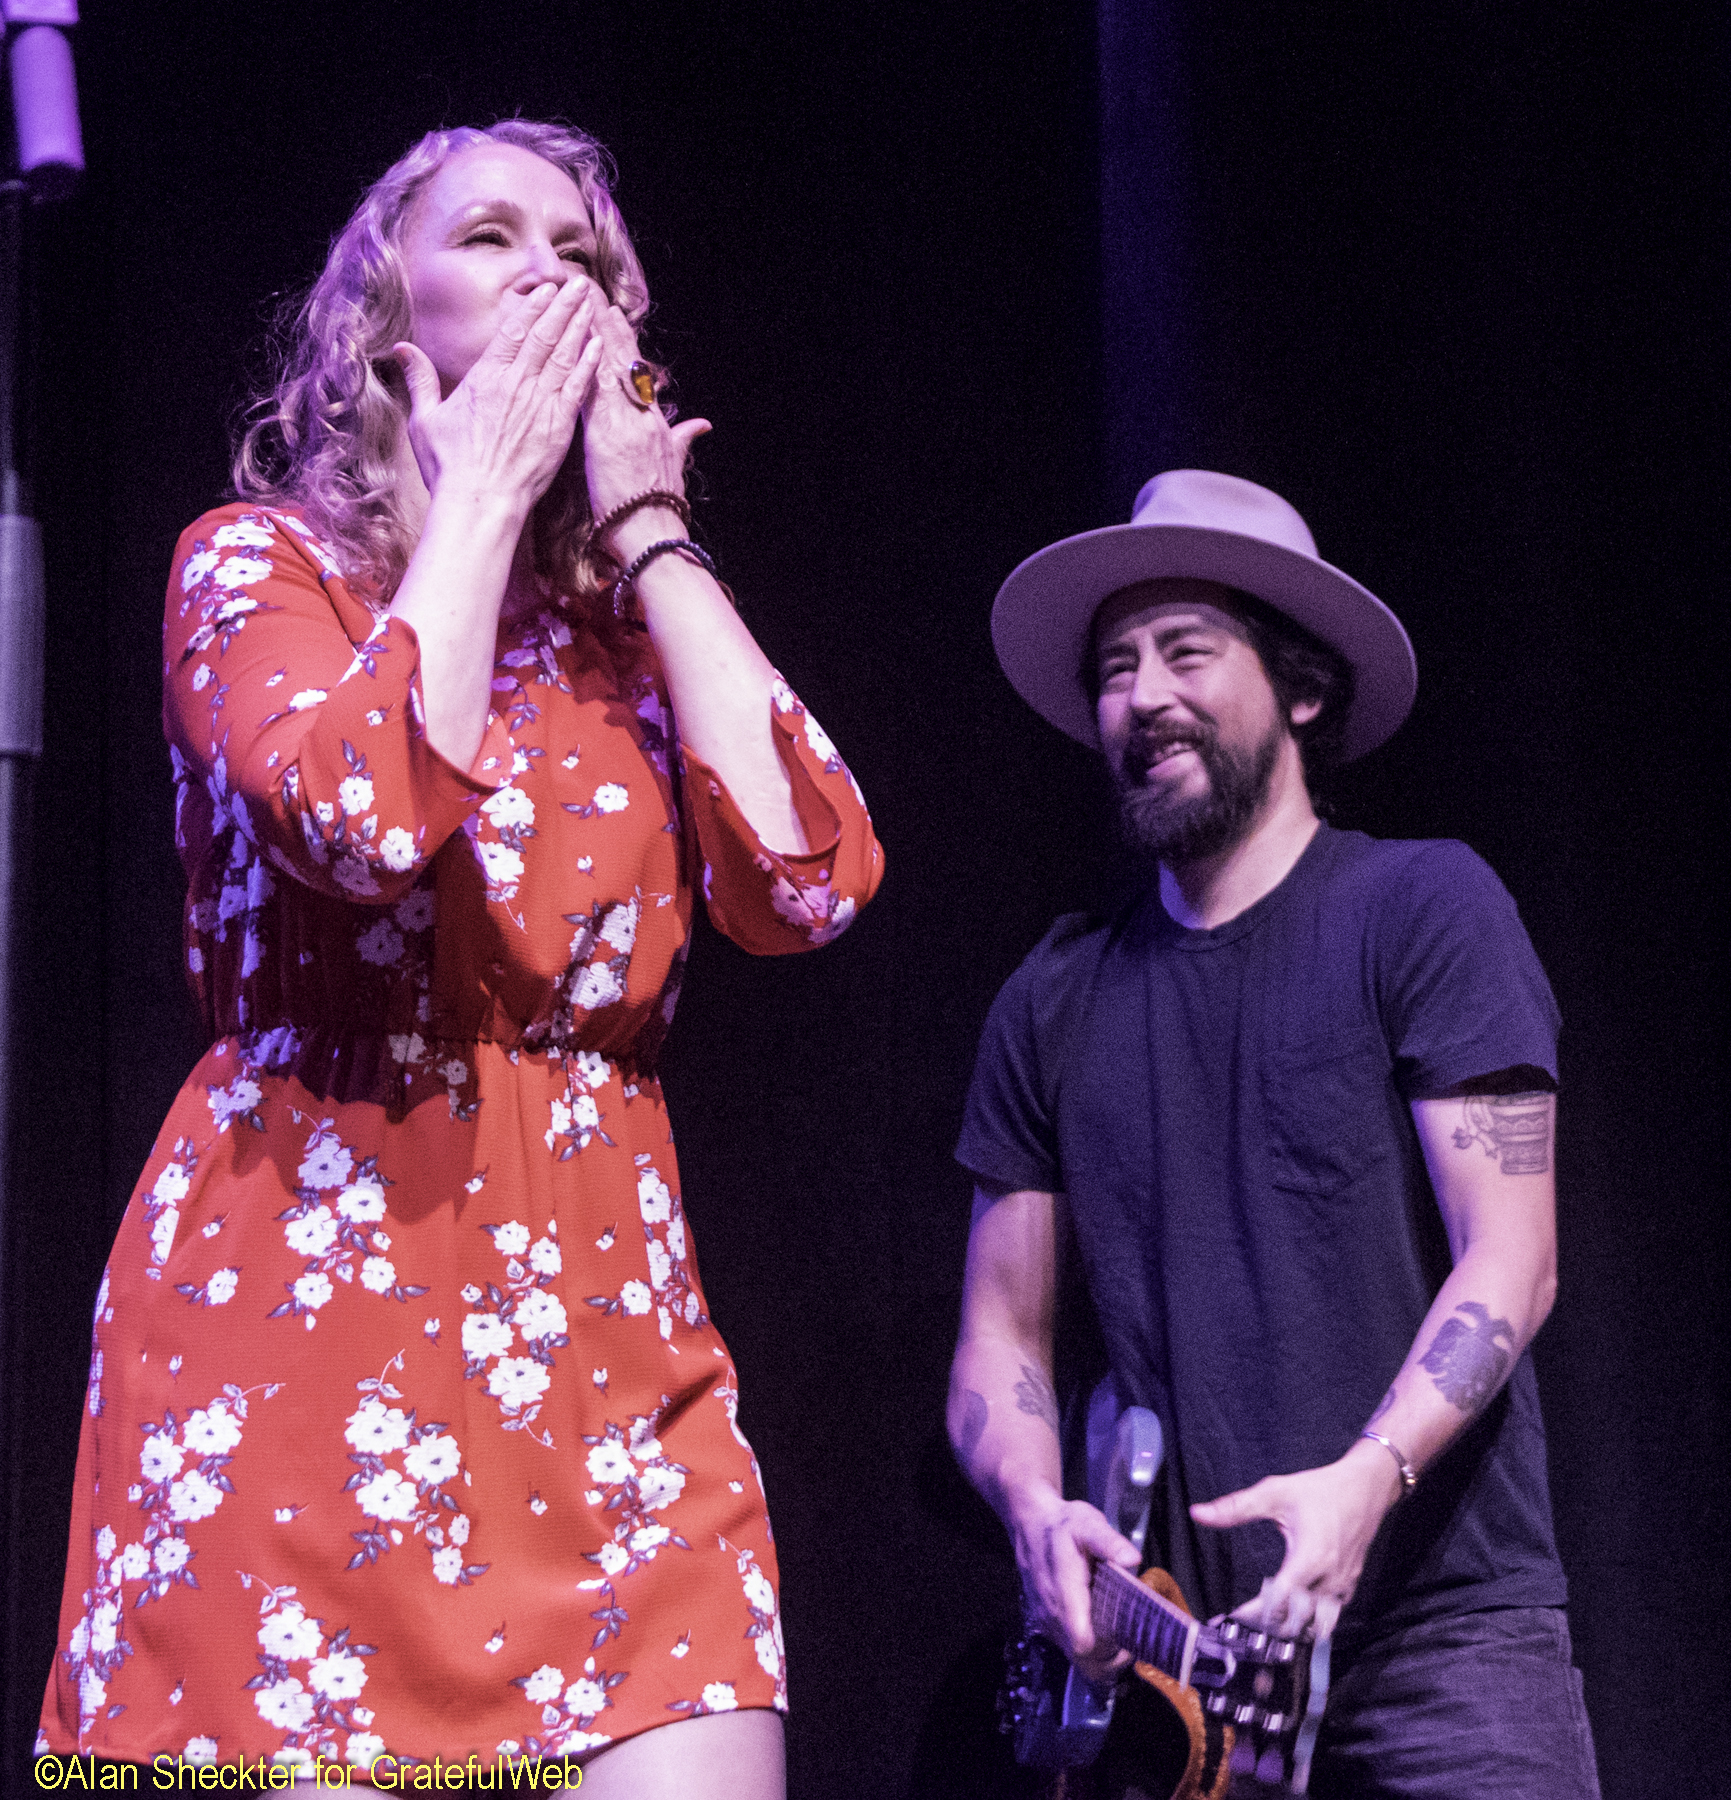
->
xmin=165 ymin=505 xmax=512 ymax=905
xmin=679 ymin=675 xmax=884 ymax=956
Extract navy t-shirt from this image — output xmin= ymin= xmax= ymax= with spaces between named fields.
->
xmin=956 ymin=824 xmax=1568 ymax=1633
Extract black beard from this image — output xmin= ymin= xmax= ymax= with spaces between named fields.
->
xmin=1112 ymin=715 xmax=1283 ymax=864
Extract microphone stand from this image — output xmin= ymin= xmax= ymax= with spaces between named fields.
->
xmin=1 ymin=0 xmax=81 ymax=1774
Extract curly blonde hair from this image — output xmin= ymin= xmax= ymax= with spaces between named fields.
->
xmin=234 ymin=120 xmax=651 ymax=607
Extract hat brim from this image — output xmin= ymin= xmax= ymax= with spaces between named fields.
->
xmin=991 ymin=523 xmax=1417 ymax=762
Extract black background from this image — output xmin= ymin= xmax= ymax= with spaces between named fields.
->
xmin=3 ymin=2 xmax=1724 ymax=1796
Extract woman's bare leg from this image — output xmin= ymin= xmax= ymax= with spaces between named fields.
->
xmin=579 ymin=1708 xmax=785 ymax=1800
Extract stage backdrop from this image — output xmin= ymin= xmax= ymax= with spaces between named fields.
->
xmin=3 ymin=2 xmax=1723 ymax=1795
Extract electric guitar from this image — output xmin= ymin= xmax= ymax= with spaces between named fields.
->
xmin=1000 ymin=1393 xmax=1331 ymax=1798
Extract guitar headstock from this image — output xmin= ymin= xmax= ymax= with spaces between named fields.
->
xmin=1184 ymin=1615 xmax=1330 ymax=1795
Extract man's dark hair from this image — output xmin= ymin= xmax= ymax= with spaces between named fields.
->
xmin=1084 ymin=585 xmax=1355 ymax=793
xmin=1225 ymin=589 xmax=1355 ymax=788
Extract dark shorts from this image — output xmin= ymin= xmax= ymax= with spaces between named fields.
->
xmin=1308 ymin=1607 xmax=1601 ymax=1800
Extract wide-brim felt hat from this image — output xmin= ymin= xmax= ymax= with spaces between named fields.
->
xmin=991 ymin=469 xmax=1417 ymax=762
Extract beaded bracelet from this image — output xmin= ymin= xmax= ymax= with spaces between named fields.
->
xmin=610 ymin=539 xmax=718 ymax=616
xmin=591 ymin=489 xmax=691 ymax=549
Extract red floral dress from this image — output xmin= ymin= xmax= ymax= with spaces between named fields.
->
xmin=38 ymin=504 xmax=882 ymax=1777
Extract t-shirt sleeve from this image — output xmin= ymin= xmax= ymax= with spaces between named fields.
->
xmin=955 ymin=936 xmax=1074 ymax=1194
xmin=1379 ymin=841 xmax=1561 ymax=1099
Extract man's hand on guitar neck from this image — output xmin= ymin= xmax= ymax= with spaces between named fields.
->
xmin=1009 ymin=1486 xmax=1142 ymax=1683
xmin=948 ymin=1184 xmax=1142 ymax=1680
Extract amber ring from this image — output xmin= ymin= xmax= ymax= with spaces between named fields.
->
xmin=622 ymin=360 xmax=657 ymax=410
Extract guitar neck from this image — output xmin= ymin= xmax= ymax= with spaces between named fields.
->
xmin=1091 ymin=1560 xmax=1201 ymax=1688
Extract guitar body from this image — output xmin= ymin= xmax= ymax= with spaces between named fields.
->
xmin=1000 ymin=1390 xmax=1328 ymax=1800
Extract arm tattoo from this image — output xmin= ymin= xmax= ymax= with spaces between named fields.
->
xmin=1451 ymin=1092 xmax=1553 ymax=1174
xmin=1369 ymin=1385 xmax=1397 ymax=1423
xmin=959 ymin=1389 xmax=989 ymax=1459
xmin=1419 ymin=1301 xmax=1515 ymax=1412
xmin=1014 ymin=1363 xmax=1060 ymax=1434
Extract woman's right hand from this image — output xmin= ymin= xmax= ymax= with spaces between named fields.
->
xmin=391 ymin=277 xmax=604 ymax=524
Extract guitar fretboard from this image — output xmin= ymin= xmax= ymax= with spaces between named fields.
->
xmin=1091 ymin=1561 xmax=1199 ymax=1685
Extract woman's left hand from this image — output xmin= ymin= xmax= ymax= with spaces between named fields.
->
xmin=580 ymin=297 xmax=710 ymax=530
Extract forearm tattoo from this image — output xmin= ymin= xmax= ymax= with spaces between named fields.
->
xmin=959 ymin=1389 xmax=989 ymax=1459
xmin=1420 ymin=1301 xmax=1515 ymax=1412
xmin=1369 ymin=1385 xmax=1397 ymax=1423
xmin=1014 ymin=1363 xmax=1060 ymax=1434
xmin=1452 ymin=1092 xmax=1553 ymax=1174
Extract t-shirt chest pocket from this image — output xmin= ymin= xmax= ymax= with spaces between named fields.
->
xmin=1262 ymin=1028 xmax=1395 ymax=1196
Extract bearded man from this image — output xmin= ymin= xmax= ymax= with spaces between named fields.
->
xmin=948 ymin=472 xmax=1601 ymax=1797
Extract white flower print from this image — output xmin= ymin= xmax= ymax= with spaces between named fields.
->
xmin=637 ymin=1170 xmax=672 ymax=1225
xmin=530 ymin=1237 xmax=562 ymax=1277
xmin=153 ymin=1539 xmax=191 ymax=1575
xmin=701 ymin=1683 xmax=738 ymax=1713
xmin=523 ymin=1665 xmax=564 ymax=1705
xmin=803 ymin=711 xmax=839 ymax=766
xmin=598 ymin=898 xmax=638 ymax=954
xmin=345 ymin=1401 xmax=412 ymax=1456
xmin=337 ymin=774 xmax=375 ymax=816
xmin=355 ymin=1469 xmax=418 ymax=1522
xmin=284 ymin=1206 xmax=339 ymax=1259
xmin=308 ymin=1651 xmax=369 ymax=1701
xmin=512 ymin=1289 xmax=568 ymax=1342
xmin=141 ymin=1433 xmax=185 ymax=1484
xmin=255 ymin=1678 xmax=315 ymax=1731
xmin=288 ymin=689 xmax=327 ymax=712
xmin=637 ymin=1464 xmax=686 ymax=1511
xmin=565 ymin=1677 xmax=607 ymax=1717
xmin=212 ymin=520 xmax=275 ymax=550
xmin=359 ymin=1256 xmax=397 ymax=1294
xmin=182 ymin=548 xmax=219 ymax=590
xmin=182 ymin=1403 xmax=243 ymax=1456
xmin=461 ymin=1313 xmax=514 ymax=1360
xmin=596 ymin=1541 xmax=629 ymax=1576
xmin=619 ymin=1281 xmax=651 ymax=1317
xmin=149 ymin=1204 xmax=180 ymax=1265
xmin=393 ymin=887 xmax=434 ymax=931
xmin=646 ymin=1241 xmax=672 ymax=1291
xmin=586 ymin=1441 xmax=633 ymax=1485
xmin=432 ymin=1546 xmax=464 ymax=1585
xmin=336 ymin=1181 xmax=387 ymax=1225
xmin=119 ymin=1542 xmax=151 ymax=1581
xmin=167 ymin=1470 xmax=224 ymax=1523
xmin=378 ymin=826 xmax=417 ymax=873
xmin=207 ymin=1076 xmax=262 ymax=1132
xmin=401 ymin=1434 xmax=462 ymax=1486
xmin=296 ymin=1131 xmax=354 ymax=1192
xmin=492 ymin=1220 xmax=530 ymax=1257
xmin=292 ymin=1272 xmax=333 ymax=1311
xmin=571 ymin=963 xmax=624 ymax=1011
xmin=487 ymin=1358 xmax=550 ymax=1412
xmin=346 ymin=1734 xmax=386 ymax=1769
xmin=475 ymin=840 xmax=524 ymax=888
xmin=331 ymin=855 xmax=381 ymax=898
xmin=205 ymin=1268 xmax=239 ymax=1305
xmin=183 ymin=1737 xmax=220 ymax=1765
xmin=153 ymin=1163 xmax=191 ymax=1205
xmin=573 ymin=1050 xmax=611 ymax=1089
xmin=744 ymin=1567 xmax=776 ymax=1614
xmin=355 ymin=920 xmax=403 ymax=966
xmin=593 ymin=782 xmax=629 ymax=813
xmin=482 ymin=786 xmax=535 ymax=830
xmin=213 ymin=555 xmax=272 ymax=591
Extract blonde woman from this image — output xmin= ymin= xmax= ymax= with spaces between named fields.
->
xmin=38 ymin=120 xmax=881 ymax=1797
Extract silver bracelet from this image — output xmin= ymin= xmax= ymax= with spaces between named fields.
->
xmin=1359 ymin=1429 xmax=1418 ymax=1498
